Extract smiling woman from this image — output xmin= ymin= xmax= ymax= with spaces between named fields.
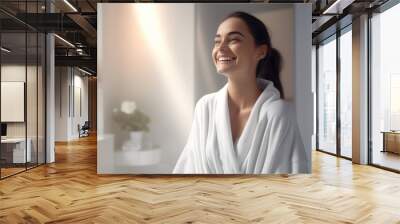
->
xmin=173 ymin=11 xmax=310 ymax=174
xmin=97 ymin=4 xmax=312 ymax=174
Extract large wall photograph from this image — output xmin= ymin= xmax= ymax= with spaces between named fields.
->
xmin=97 ymin=3 xmax=313 ymax=174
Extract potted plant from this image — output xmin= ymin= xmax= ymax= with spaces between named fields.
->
xmin=113 ymin=101 xmax=151 ymax=150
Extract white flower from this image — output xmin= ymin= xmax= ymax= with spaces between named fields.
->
xmin=120 ymin=101 xmax=137 ymax=114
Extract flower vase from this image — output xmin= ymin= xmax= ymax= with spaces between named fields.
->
xmin=122 ymin=131 xmax=144 ymax=151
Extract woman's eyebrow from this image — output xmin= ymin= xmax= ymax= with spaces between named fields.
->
xmin=214 ymin=31 xmax=245 ymax=38
xmin=227 ymin=31 xmax=245 ymax=37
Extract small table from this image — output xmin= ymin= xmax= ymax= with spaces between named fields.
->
xmin=381 ymin=131 xmax=400 ymax=154
xmin=1 ymin=138 xmax=32 ymax=164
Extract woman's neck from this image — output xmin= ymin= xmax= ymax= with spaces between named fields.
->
xmin=227 ymin=76 xmax=262 ymax=110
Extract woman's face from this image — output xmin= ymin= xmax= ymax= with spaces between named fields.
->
xmin=212 ymin=17 xmax=267 ymax=78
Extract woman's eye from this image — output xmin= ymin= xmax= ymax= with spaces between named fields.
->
xmin=229 ymin=39 xmax=240 ymax=44
xmin=214 ymin=40 xmax=221 ymax=45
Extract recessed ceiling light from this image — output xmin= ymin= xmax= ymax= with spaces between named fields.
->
xmin=54 ymin=34 xmax=75 ymax=48
xmin=63 ymin=0 xmax=78 ymax=12
xmin=78 ymin=67 xmax=93 ymax=76
xmin=1 ymin=47 xmax=11 ymax=53
xmin=323 ymin=0 xmax=354 ymax=15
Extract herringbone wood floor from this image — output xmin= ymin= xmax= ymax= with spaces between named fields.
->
xmin=1 ymin=135 xmax=400 ymax=223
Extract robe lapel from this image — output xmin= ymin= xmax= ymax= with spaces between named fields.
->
xmin=236 ymin=79 xmax=281 ymax=173
xmin=214 ymin=85 xmax=240 ymax=173
xmin=235 ymin=89 xmax=266 ymax=168
xmin=213 ymin=79 xmax=281 ymax=174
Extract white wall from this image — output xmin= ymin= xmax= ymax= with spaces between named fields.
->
xmin=73 ymin=73 xmax=89 ymax=138
xmin=97 ymin=3 xmax=312 ymax=174
xmin=1 ymin=63 xmax=46 ymax=164
xmin=1 ymin=65 xmax=39 ymax=137
xmin=1 ymin=67 xmax=26 ymax=137
xmin=55 ymin=67 xmax=69 ymax=141
xmin=55 ymin=67 xmax=89 ymax=141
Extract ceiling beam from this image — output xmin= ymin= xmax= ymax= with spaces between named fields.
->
xmin=67 ymin=13 xmax=97 ymax=39
xmin=55 ymin=55 xmax=96 ymax=69
xmin=322 ymin=0 xmax=356 ymax=14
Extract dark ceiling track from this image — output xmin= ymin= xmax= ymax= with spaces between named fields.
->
xmin=55 ymin=55 xmax=96 ymax=72
xmin=1 ymin=11 xmax=96 ymax=33
xmin=14 ymin=13 xmax=84 ymax=32
xmin=312 ymin=14 xmax=352 ymax=44
xmin=0 ymin=7 xmax=38 ymax=32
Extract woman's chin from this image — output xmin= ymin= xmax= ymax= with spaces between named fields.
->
xmin=217 ymin=73 xmax=229 ymax=78
xmin=216 ymin=70 xmax=230 ymax=77
xmin=216 ymin=67 xmax=235 ymax=76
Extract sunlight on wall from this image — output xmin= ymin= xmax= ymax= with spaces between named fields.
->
xmin=133 ymin=5 xmax=193 ymax=126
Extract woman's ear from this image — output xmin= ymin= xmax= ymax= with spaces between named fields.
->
xmin=257 ymin=44 xmax=268 ymax=60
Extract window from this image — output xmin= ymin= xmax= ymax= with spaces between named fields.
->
xmin=317 ymin=35 xmax=337 ymax=155
xmin=316 ymin=25 xmax=353 ymax=159
xmin=340 ymin=27 xmax=352 ymax=158
xmin=370 ymin=2 xmax=400 ymax=171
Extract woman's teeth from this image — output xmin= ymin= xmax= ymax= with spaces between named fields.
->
xmin=218 ymin=57 xmax=236 ymax=63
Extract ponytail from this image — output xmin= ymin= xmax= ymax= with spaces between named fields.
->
xmin=256 ymin=47 xmax=284 ymax=98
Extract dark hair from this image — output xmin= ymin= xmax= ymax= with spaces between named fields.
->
xmin=223 ymin=11 xmax=284 ymax=98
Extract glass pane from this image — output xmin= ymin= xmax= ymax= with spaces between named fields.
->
xmin=0 ymin=1 xmax=46 ymax=178
xmin=27 ymin=31 xmax=38 ymax=169
xmin=340 ymin=29 xmax=352 ymax=158
xmin=371 ymin=3 xmax=400 ymax=171
xmin=38 ymin=33 xmax=45 ymax=165
xmin=318 ymin=36 xmax=337 ymax=154
xmin=1 ymin=31 xmax=27 ymax=177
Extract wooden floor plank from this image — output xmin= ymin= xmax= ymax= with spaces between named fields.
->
xmin=0 ymin=134 xmax=400 ymax=223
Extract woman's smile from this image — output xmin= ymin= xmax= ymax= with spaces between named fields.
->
xmin=216 ymin=55 xmax=237 ymax=64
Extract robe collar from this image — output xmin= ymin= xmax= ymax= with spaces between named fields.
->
xmin=214 ymin=78 xmax=281 ymax=173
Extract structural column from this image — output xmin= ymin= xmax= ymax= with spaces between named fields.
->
xmin=352 ymin=14 xmax=369 ymax=164
xmin=46 ymin=0 xmax=56 ymax=163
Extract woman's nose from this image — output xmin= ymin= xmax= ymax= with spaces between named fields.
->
xmin=217 ymin=41 xmax=228 ymax=52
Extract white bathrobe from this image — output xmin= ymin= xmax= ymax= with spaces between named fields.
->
xmin=173 ymin=79 xmax=310 ymax=174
